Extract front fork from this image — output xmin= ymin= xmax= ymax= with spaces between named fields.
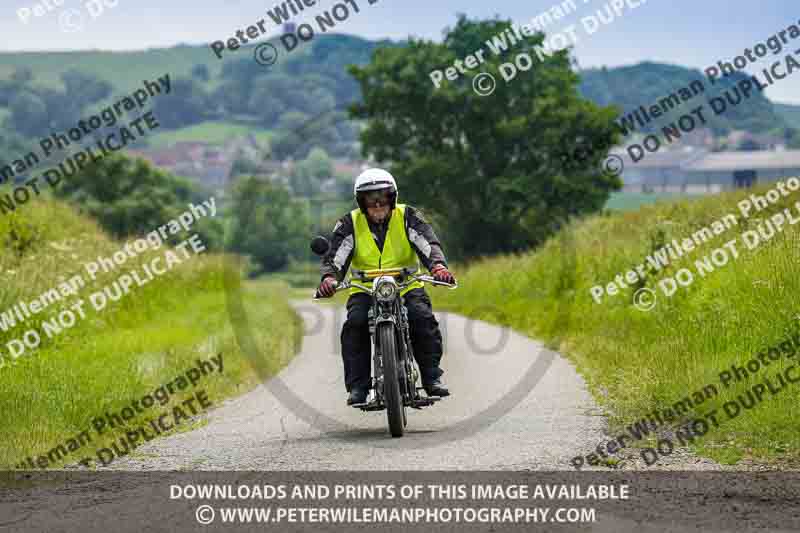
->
xmin=399 ymin=305 xmax=420 ymax=397
xmin=368 ymin=307 xmax=383 ymax=402
xmin=369 ymin=301 xmax=419 ymax=404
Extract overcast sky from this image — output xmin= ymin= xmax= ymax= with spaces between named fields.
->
xmin=3 ymin=0 xmax=800 ymax=103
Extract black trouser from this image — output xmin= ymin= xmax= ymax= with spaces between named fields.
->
xmin=341 ymin=288 xmax=444 ymax=391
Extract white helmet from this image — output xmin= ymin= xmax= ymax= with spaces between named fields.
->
xmin=354 ymin=168 xmax=398 ymax=211
xmin=353 ymin=168 xmax=397 ymax=196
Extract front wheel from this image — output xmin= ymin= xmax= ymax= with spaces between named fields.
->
xmin=378 ymin=323 xmax=404 ymax=437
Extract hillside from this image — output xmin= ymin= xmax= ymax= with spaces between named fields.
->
xmin=0 ymin=34 xmax=397 ymax=93
xmin=0 ymin=34 xmax=390 ymax=163
xmin=580 ymin=61 xmax=790 ymax=135
xmin=1 ymin=42 xmax=796 ymax=167
xmin=434 ymin=181 xmax=800 ymax=467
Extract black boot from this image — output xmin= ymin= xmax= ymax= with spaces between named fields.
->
xmin=423 ymin=379 xmax=450 ymax=397
xmin=347 ymin=387 xmax=368 ymax=405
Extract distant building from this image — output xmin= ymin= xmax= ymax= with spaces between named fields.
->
xmin=616 ymin=149 xmax=707 ymax=193
xmin=724 ymin=130 xmax=786 ymax=151
xmin=683 ymin=150 xmax=800 ymax=191
xmin=125 ymin=142 xmax=235 ymax=187
xmin=617 ymin=149 xmax=800 ymax=193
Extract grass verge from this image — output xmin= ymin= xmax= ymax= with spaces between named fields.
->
xmin=433 ymin=182 xmax=800 ymax=466
xmin=0 ymin=199 xmax=301 ymax=469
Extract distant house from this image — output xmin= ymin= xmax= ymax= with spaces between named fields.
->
xmin=125 ymin=142 xmax=235 ymax=187
xmin=617 ymin=149 xmax=800 ymax=194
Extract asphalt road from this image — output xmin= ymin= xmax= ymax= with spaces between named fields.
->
xmin=102 ymin=301 xmax=606 ymax=470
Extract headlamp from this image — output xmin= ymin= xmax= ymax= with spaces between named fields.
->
xmin=375 ymin=277 xmax=397 ymax=301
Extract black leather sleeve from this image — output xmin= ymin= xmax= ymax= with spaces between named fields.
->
xmin=404 ymin=205 xmax=448 ymax=271
xmin=319 ymin=214 xmax=355 ymax=283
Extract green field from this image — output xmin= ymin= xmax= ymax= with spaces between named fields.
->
xmin=434 ymin=183 xmax=800 ymax=467
xmin=604 ymin=192 xmax=703 ymax=211
xmin=146 ymin=121 xmax=274 ymax=147
xmin=0 ymin=46 xmax=226 ymax=93
xmin=0 ymin=198 xmax=302 ymax=469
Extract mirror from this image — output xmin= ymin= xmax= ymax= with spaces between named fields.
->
xmin=310 ymin=235 xmax=330 ymax=256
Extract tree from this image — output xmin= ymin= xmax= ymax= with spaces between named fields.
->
xmin=214 ymin=80 xmax=251 ymax=116
xmin=288 ymin=147 xmax=333 ymax=196
xmin=0 ymin=131 xmax=30 ymax=178
xmin=53 ymin=152 xmax=197 ymax=239
xmin=61 ymin=70 xmax=112 ymax=108
xmin=246 ymin=75 xmax=287 ymax=127
xmin=348 ymin=15 xmax=622 ymax=259
xmin=5 ymin=70 xmax=112 ymax=139
xmin=151 ymin=78 xmax=210 ymax=128
xmin=227 ymin=176 xmax=310 ymax=272
xmin=271 ymin=109 xmax=355 ymax=160
xmin=7 ymin=90 xmax=50 ymax=138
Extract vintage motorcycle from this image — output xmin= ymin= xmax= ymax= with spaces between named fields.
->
xmin=311 ymin=235 xmax=457 ymax=437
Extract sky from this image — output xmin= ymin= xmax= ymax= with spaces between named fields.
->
xmin=3 ymin=0 xmax=800 ymax=103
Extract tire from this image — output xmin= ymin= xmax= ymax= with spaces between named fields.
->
xmin=378 ymin=323 xmax=404 ymax=437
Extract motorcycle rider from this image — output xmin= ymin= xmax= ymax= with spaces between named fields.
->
xmin=317 ymin=168 xmax=456 ymax=405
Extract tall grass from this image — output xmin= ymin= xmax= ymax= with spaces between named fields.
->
xmin=0 ymin=198 xmax=302 ymax=469
xmin=433 ymin=182 xmax=800 ymax=465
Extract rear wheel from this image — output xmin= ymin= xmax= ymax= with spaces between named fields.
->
xmin=378 ymin=323 xmax=404 ymax=437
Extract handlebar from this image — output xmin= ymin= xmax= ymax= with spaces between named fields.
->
xmin=313 ymin=272 xmax=458 ymax=300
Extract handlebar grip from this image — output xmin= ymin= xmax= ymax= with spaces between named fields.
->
xmin=314 ymin=279 xmax=339 ymax=300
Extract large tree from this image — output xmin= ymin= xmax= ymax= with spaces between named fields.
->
xmin=348 ymin=15 xmax=621 ymax=259
xmin=227 ymin=176 xmax=310 ymax=273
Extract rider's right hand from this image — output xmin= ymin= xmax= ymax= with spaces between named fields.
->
xmin=318 ymin=276 xmax=338 ymax=298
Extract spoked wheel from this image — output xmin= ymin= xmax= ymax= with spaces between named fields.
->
xmin=378 ymin=323 xmax=404 ymax=437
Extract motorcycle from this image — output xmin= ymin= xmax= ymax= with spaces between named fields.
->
xmin=310 ymin=235 xmax=457 ymax=437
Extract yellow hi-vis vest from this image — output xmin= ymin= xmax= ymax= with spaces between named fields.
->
xmin=350 ymin=204 xmax=424 ymax=296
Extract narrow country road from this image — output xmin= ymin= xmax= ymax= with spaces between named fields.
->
xmin=104 ymin=302 xmax=606 ymax=470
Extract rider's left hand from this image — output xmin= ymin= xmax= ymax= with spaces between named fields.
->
xmin=431 ymin=264 xmax=455 ymax=285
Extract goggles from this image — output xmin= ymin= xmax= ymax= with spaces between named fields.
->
xmin=362 ymin=190 xmax=392 ymax=207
